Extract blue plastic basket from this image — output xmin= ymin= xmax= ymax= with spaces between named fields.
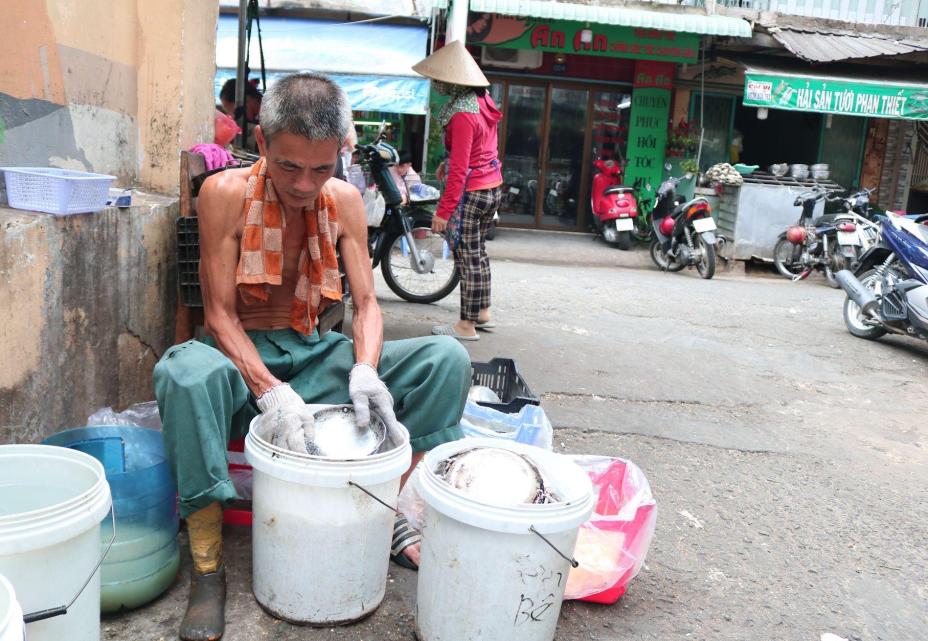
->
xmin=2 ymin=167 xmax=115 ymax=215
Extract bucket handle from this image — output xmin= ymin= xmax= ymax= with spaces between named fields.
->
xmin=347 ymin=481 xmax=399 ymax=514
xmin=22 ymin=505 xmax=118 ymax=624
xmin=529 ymin=525 xmax=579 ymax=568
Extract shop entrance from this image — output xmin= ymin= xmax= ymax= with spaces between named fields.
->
xmin=490 ymin=78 xmax=632 ymax=231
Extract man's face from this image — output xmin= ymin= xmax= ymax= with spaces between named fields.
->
xmin=256 ymin=128 xmax=341 ymax=210
xmin=220 ymin=98 xmax=235 ymax=117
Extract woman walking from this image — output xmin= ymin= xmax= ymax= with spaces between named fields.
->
xmin=413 ymin=41 xmax=503 ymax=341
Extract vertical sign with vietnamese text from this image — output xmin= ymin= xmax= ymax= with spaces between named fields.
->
xmin=624 ymin=61 xmax=674 ymax=209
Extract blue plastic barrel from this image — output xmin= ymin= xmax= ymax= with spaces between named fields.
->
xmin=42 ymin=426 xmax=179 ymax=612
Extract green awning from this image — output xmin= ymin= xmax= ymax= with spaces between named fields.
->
xmin=468 ymin=0 xmax=752 ymax=37
xmin=744 ymin=66 xmax=928 ymax=121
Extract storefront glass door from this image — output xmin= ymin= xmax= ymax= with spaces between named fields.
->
xmin=499 ymin=84 xmax=545 ymax=227
xmin=542 ymin=87 xmax=589 ymax=228
xmin=493 ymin=78 xmax=631 ymax=231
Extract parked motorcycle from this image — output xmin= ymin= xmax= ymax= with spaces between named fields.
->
xmin=356 ymin=125 xmax=459 ymax=303
xmin=648 ymin=172 xmax=718 ymax=279
xmin=590 ymin=158 xmax=638 ymax=250
xmin=773 ymin=186 xmax=858 ymax=287
xmin=832 ymin=188 xmax=881 ymax=266
xmin=837 ymin=212 xmax=928 ymax=342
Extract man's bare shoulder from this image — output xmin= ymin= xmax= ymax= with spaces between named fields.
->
xmin=200 ymin=166 xmax=251 ymax=202
xmin=324 ymin=176 xmax=363 ymax=208
xmin=324 ymin=178 xmax=365 ymax=236
xmin=198 ymin=167 xmax=251 ymax=232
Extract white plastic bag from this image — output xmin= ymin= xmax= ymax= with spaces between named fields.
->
xmin=88 ymin=400 xmax=162 ymax=430
xmin=363 ymin=187 xmax=385 ymax=227
xmin=460 ymin=401 xmax=553 ymax=450
xmin=397 ymin=461 xmax=427 ymax=531
xmin=564 ymin=456 xmax=657 ymax=600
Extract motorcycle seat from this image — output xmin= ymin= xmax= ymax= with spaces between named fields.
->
xmin=603 ymin=185 xmax=635 ymax=196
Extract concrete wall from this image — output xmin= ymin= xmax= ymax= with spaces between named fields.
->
xmin=0 ymin=0 xmax=219 ymax=192
xmin=0 ymin=195 xmax=179 ymax=444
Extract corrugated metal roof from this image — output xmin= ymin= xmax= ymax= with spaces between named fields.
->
xmin=467 ymin=0 xmax=753 ymax=36
xmin=768 ymin=26 xmax=928 ymax=63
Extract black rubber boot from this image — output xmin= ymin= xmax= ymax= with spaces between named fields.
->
xmin=179 ymin=565 xmax=226 ymax=641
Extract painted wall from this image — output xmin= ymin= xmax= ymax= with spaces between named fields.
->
xmin=0 ymin=196 xmax=179 ymax=444
xmin=0 ymin=0 xmax=219 ymax=192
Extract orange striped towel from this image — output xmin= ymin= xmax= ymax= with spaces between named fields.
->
xmin=235 ymin=158 xmax=342 ymax=335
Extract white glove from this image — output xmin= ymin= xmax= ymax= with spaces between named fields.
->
xmin=349 ymin=363 xmax=400 ymax=429
xmin=256 ymin=382 xmax=304 ymax=413
xmin=256 ymin=407 xmax=316 ymax=454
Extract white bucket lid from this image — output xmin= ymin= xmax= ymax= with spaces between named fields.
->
xmin=417 ymin=438 xmax=594 ymax=535
xmin=0 ymin=574 xmax=23 ymax=641
xmin=0 ymin=445 xmax=112 ymax=556
xmin=245 ymin=412 xmax=412 ymax=488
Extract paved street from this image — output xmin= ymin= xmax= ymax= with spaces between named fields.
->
xmin=106 ymin=230 xmax=928 ymax=641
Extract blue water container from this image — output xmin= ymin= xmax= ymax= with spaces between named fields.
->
xmin=43 ymin=425 xmax=179 ymax=612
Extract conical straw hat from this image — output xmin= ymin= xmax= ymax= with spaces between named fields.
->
xmin=412 ymin=40 xmax=489 ymax=87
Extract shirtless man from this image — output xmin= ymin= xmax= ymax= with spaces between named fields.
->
xmin=154 ymin=73 xmax=470 ymax=641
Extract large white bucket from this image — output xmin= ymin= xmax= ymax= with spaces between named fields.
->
xmin=415 ymin=438 xmax=595 ymax=641
xmin=0 ymin=575 xmax=24 ymax=641
xmin=0 ymin=445 xmax=112 ymax=641
xmin=245 ymin=415 xmax=412 ymax=625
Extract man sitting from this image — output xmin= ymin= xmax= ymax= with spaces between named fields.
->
xmin=154 ymin=72 xmax=470 ymax=641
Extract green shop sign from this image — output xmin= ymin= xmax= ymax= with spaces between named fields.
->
xmin=624 ymin=62 xmax=675 ymax=201
xmin=466 ymin=13 xmax=699 ymax=63
xmin=744 ymin=71 xmax=928 ymax=121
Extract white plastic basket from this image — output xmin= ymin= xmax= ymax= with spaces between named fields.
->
xmin=1 ymin=167 xmax=115 ymax=215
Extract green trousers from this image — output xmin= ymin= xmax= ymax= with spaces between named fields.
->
xmin=153 ymin=329 xmax=470 ymax=518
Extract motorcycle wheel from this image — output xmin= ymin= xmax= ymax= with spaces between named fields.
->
xmin=616 ymin=230 xmax=631 ymax=251
xmin=380 ymin=227 xmax=460 ymax=304
xmin=632 ymin=216 xmax=653 ymax=242
xmin=650 ymin=239 xmax=686 ymax=272
xmin=825 ymin=250 xmax=851 ymax=289
xmin=773 ymin=237 xmax=804 ymax=279
xmin=696 ymin=235 xmax=716 ymax=280
xmin=843 ymin=268 xmax=887 ymax=340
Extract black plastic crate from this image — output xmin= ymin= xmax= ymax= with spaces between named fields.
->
xmin=470 ymin=358 xmax=539 ymax=413
xmin=176 ymin=216 xmax=202 ymax=307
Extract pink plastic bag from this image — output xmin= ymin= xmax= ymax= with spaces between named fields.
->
xmin=564 ymin=456 xmax=657 ymax=602
xmin=214 ymin=110 xmax=240 ymax=146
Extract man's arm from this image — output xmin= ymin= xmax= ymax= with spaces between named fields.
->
xmin=329 ymin=179 xmax=383 ymax=367
xmin=198 ymin=170 xmax=280 ymax=396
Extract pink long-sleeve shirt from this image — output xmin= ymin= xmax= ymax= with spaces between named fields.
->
xmin=436 ymin=93 xmax=504 ymax=221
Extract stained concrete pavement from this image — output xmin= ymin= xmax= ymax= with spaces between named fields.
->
xmin=104 ymin=229 xmax=928 ymax=641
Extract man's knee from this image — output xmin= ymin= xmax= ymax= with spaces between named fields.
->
xmin=154 ymin=340 xmax=239 ymax=394
xmin=425 ymin=335 xmax=471 ymax=386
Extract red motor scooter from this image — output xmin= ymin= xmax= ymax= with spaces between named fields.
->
xmin=591 ymin=159 xmax=638 ymax=250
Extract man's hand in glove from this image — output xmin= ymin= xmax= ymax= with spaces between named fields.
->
xmin=349 ymin=363 xmax=400 ymax=429
xmin=256 ymin=382 xmax=304 ymax=413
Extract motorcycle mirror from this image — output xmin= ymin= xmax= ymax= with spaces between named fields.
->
xmin=377 ymin=120 xmax=387 ymax=140
xmin=664 ymin=162 xmax=672 ymax=171
xmin=684 ymin=172 xmax=694 ymax=180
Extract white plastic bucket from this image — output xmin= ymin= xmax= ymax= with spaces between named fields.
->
xmin=0 ymin=575 xmax=24 ymax=641
xmin=245 ymin=414 xmax=412 ymax=625
xmin=415 ymin=438 xmax=595 ymax=641
xmin=0 ymin=445 xmax=112 ymax=641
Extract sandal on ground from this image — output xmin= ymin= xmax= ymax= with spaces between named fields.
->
xmin=475 ymin=320 xmax=496 ymax=330
xmin=431 ymin=324 xmax=480 ymax=341
xmin=390 ymin=515 xmax=421 ymax=571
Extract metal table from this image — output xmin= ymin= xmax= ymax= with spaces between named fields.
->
xmin=716 ymin=172 xmax=844 ymax=261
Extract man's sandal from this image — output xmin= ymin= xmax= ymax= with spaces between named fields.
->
xmin=390 ymin=515 xmax=420 ymax=571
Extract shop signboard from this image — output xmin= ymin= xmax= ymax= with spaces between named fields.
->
xmin=467 ymin=13 xmax=699 ymax=63
xmin=624 ymin=62 xmax=675 ymax=205
xmin=744 ymin=70 xmax=928 ymax=121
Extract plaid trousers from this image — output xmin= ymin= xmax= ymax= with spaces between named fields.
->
xmin=453 ymin=186 xmax=502 ymax=321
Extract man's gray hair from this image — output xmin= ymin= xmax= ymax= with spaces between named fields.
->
xmin=259 ymin=72 xmax=352 ymax=144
